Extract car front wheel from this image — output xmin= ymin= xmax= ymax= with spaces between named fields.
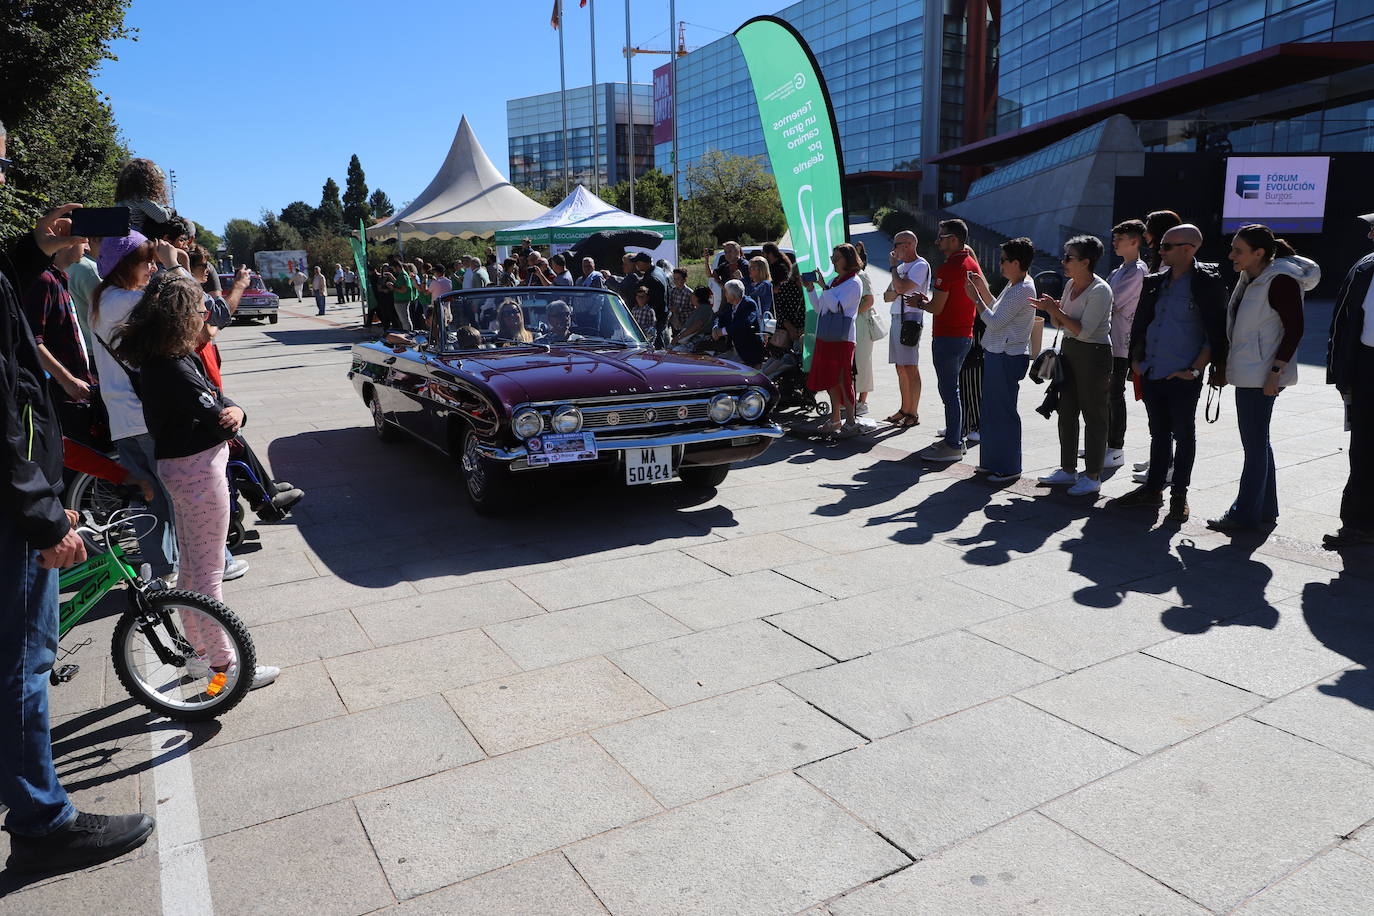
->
xmin=370 ymin=392 xmax=402 ymax=442
xmin=268 ymin=314 xmax=279 ymax=324
xmin=459 ymin=427 xmax=512 ymax=515
xmin=678 ymin=463 xmax=730 ymax=489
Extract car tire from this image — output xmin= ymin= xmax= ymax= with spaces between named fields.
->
xmin=370 ymin=391 xmax=402 ymax=443
xmin=268 ymin=314 xmax=279 ymax=324
xmin=678 ymin=463 xmax=730 ymax=489
xmin=458 ymin=426 xmax=512 ymax=515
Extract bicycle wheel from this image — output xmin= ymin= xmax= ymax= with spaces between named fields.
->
xmin=65 ymin=471 xmax=143 ymax=561
xmin=110 ymin=590 xmax=257 ymax=721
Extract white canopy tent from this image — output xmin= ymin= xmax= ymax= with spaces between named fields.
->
xmin=493 ymin=185 xmax=677 ymax=263
xmin=365 ymin=116 xmax=548 ymax=241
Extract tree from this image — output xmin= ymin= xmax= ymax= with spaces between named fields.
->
xmin=0 ymin=0 xmax=133 ymax=243
xmin=315 ymin=177 xmax=344 ymax=233
xmin=679 ymin=149 xmax=785 ymax=254
xmin=342 ymin=154 xmax=370 ymax=228
xmin=367 ymin=189 xmax=394 ymax=219
xmin=603 ymin=168 xmax=673 ymax=222
xmin=224 ymin=218 xmax=263 ymax=267
xmin=277 ymin=201 xmax=316 ymax=235
xmin=192 ymin=220 xmax=223 ymax=252
xmin=304 ymin=229 xmax=352 ymax=278
xmin=258 ymin=210 xmax=304 ymax=252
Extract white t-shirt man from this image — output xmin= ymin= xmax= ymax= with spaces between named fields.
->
xmin=892 ymin=257 xmax=932 ymax=323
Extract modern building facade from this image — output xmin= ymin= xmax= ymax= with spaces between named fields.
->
xmin=507 ymin=82 xmax=654 ymax=193
xmin=653 ymin=0 xmax=1374 ymax=210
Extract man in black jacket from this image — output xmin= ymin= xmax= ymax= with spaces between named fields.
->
xmin=0 ymin=121 xmax=155 ymax=873
xmin=628 ymin=252 xmax=669 ymax=346
xmin=1323 ymin=214 xmax=1374 ymax=548
xmin=1110 ymin=224 xmax=1228 ymax=523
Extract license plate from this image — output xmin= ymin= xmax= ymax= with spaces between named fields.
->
xmin=626 ymin=446 xmax=674 ymax=485
xmin=526 ymin=432 xmax=598 ymax=466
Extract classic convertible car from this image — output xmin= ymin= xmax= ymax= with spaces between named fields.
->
xmin=348 ymin=287 xmax=783 ymax=512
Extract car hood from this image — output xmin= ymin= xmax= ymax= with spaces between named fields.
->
xmin=436 ymin=347 xmax=769 ymax=405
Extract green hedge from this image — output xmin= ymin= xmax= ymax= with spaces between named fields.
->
xmin=873 ymin=206 xmax=919 ymax=238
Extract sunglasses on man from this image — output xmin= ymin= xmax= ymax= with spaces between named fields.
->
xmin=1158 ymin=242 xmax=1194 ymax=252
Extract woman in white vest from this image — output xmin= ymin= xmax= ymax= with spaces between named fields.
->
xmin=1207 ymin=224 xmax=1320 ymax=533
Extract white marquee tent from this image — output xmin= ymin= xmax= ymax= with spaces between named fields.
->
xmin=493 ymin=185 xmax=677 ymax=263
xmin=365 ymin=116 xmax=548 ymax=241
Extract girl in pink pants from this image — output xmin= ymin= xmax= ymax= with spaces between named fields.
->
xmin=157 ymin=442 xmax=234 ymax=664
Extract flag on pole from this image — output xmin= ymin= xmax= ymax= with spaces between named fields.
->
xmin=551 ymin=0 xmax=561 ymax=29
xmin=580 ymin=0 xmax=587 ymax=6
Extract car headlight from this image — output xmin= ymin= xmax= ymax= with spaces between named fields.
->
xmin=738 ymin=389 xmax=767 ymax=421
xmin=709 ymin=393 xmax=737 ymax=423
xmin=512 ymin=408 xmax=543 ymax=439
xmin=551 ymin=405 xmax=582 ymax=434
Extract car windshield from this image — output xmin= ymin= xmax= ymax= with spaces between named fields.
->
xmin=430 ymin=288 xmax=649 ymax=353
xmin=221 ymin=275 xmax=268 ymax=291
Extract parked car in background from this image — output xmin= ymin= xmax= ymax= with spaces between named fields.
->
xmin=348 ymin=286 xmax=782 ymax=513
xmin=218 ymin=273 xmax=279 ymax=324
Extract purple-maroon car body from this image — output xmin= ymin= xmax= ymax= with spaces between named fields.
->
xmin=348 ymin=286 xmax=782 ymax=511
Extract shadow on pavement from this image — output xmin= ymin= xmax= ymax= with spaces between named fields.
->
xmin=49 ymin=700 xmax=219 ymax=795
xmin=1305 ymin=555 xmax=1374 ymax=711
xmin=263 ymin=327 xmax=369 ymax=348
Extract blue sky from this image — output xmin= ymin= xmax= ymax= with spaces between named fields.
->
xmin=95 ymin=0 xmax=781 ymax=236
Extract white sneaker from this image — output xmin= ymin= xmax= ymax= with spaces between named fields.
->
xmin=249 ymin=665 xmax=280 ymax=690
xmin=1038 ymin=469 xmax=1078 ymax=485
xmin=1134 ymin=467 xmax=1173 ymax=485
xmin=184 ymin=654 xmax=211 ymax=680
xmin=223 ymin=557 xmax=250 ymax=582
xmin=835 ymin=421 xmax=863 ymax=439
xmin=1067 ymin=476 xmax=1102 ymax=497
xmin=1103 ymin=448 xmax=1125 ymax=469
xmin=1133 ymin=460 xmax=1150 ymax=472
xmin=966 ymin=430 xmax=981 ymax=444
xmin=855 ymin=402 xmax=869 ymax=417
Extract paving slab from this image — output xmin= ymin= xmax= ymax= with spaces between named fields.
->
xmin=775 ymin=542 xmax=970 ymax=599
xmin=445 ymin=656 xmax=664 ymax=756
xmin=1144 ymin=602 xmax=1365 ymax=697
xmin=201 ymin=660 xmax=347 ymax=746
xmin=192 ymin=694 xmax=483 ymax=836
xmin=565 ymin=774 xmax=909 ymax=916
xmin=511 ymin=550 xmax=724 ymax=611
xmin=640 ymin=569 xmax=828 ymax=630
xmin=401 ymin=545 xmax=566 ymax=595
xmin=1042 ymin=717 xmax=1374 ymax=912
xmin=324 ymin=628 xmax=519 ymax=711
xmin=610 ymin=619 xmax=834 ymax=707
xmin=354 ymin=736 xmax=661 ymax=899
xmin=246 ymin=608 xmax=373 ymax=669
xmin=970 ymin=590 xmax=1205 ymax=672
xmin=783 ymin=631 xmax=1058 ymax=738
xmin=1234 ymin=848 xmax=1374 ymax=914
xmin=1344 ymin=823 xmax=1374 ymax=861
xmin=592 ymin=682 xmax=864 ymax=807
xmin=950 ymin=548 xmax=1140 ymax=609
xmin=825 ymin=812 xmax=1202 ymax=915
xmin=484 ymin=596 xmax=690 ymax=669
xmin=799 ymin=698 xmax=1136 ymax=857
xmin=682 ymin=532 xmax=827 ymax=575
xmin=0 ymin=856 xmax=161 ymax=915
xmin=202 ymin=802 xmax=392 ymax=915
xmin=226 ymin=572 xmax=418 ymax=626
xmin=349 ymin=580 xmax=544 ymax=647
xmin=767 ymin=579 xmax=1021 ymax=660
xmin=391 ymin=854 xmax=606 ymax=915
xmin=1017 ymin=652 xmax=1263 ymax=754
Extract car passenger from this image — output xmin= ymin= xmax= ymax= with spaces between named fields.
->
xmin=495 ymin=299 xmax=533 ymax=344
xmin=537 ymin=301 xmax=583 ymax=345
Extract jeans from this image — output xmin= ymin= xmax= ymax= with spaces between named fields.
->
xmin=1057 ymin=337 xmax=1112 ymax=475
xmin=115 ymin=434 xmax=177 ymax=577
xmin=1341 ymin=344 xmax=1374 ymax=530
xmin=980 ymin=352 xmax=1029 ymax=475
xmin=1230 ymin=386 xmax=1279 ymax=525
xmin=931 ymin=336 xmax=973 ymax=448
xmin=1141 ymin=376 xmax=1202 ymax=493
xmin=315 ymin=293 xmax=327 ymax=315
xmin=0 ymin=524 xmax=77 ymax=837
xmin=1108 ymin=356 xmax=1130 ymax=450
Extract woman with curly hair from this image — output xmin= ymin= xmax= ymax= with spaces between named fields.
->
xmin=112 ymin=273 xmax=277 ymax=690
xmin=114 ymin=158 xmax=172 ymax=235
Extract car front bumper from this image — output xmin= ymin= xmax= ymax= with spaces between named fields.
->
xmin=236 ymin=302 xmax=278 ymax=317
xmin=478 ymin=423 xmax=784 ymax=470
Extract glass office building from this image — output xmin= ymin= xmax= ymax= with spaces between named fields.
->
xmin=654 ymin=0 xmax=1374 ymax=206
xmin=507 ymin=82 xmax=654 ymax=192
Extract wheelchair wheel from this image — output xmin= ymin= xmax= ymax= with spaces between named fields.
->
xmin=226 ymin=499 xmax=246 ymax=550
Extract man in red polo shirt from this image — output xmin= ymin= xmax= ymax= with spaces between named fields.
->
xmin=916 ymin=219 xmax=983 ymax=462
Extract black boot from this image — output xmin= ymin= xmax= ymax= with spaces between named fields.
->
xmin=4 ymin=811 xmax=155 ymax=874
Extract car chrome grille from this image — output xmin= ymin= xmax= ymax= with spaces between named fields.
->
xmin=581 ymin=401 xmax=712 ymax=430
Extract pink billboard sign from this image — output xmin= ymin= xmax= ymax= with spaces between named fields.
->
xmin=652 ymin=62 xmax=673 ymax=146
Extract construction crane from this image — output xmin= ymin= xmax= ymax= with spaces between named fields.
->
xmin=623 ymin=21 xmax=690 ymax=57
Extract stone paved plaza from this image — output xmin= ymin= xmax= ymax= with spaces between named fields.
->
xmin=2 ymin=236 xmax=1372 ymax=914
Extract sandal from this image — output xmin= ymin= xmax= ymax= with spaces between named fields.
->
xmin=884 ymin=411 xmax=906 ymax=424
xmin=898 ymin=413 xmax=920 ymax=428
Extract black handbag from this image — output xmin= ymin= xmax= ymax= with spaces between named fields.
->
xmin=899 ymin=306 xmax=922 ymax=346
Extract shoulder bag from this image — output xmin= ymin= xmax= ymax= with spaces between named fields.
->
xmin=1029 ymin=329 xmax=1062 ymax=384
xmin=862 ymin=307 xmax=888 ymax=340
xmin=816 ymin=307 xmax=853 ymax=343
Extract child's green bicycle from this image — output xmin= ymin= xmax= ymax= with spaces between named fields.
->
xmin=57 ymin=509 xmax=257 ymax=721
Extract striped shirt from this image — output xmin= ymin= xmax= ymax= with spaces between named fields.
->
xmin=980 ymin=275 xmax=1037 ymax=356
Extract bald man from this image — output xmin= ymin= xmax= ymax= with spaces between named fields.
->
xmin=1111 ymin=223 xmax=1229 ymax=522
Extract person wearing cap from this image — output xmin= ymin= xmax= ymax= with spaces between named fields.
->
xmin=1323 ymin=212 xmax=1374 ymax=547
xmin=629 ymin=251 xmax=669 ymax=346
xmin=90 ymin=230 xmax=183 ymax=580
xmin=1110 ymin=224 xmax=1228 ymax=522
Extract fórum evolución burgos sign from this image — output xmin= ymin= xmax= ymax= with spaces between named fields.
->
xmin=735 ymin=16 xmax=848 ymax=368
xmin=1222 ymin=156 xmax=1331 ymax=233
